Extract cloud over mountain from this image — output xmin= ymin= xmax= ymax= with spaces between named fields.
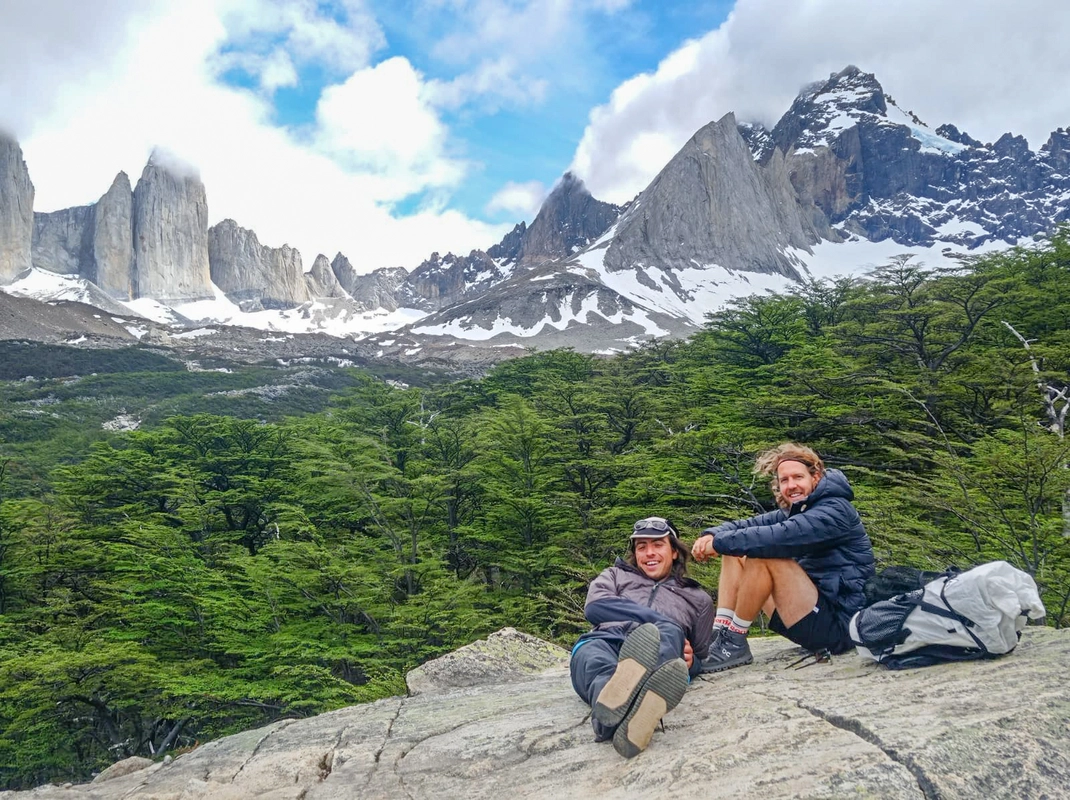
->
xmin=571 ymin=0 xmax=1070 ymax=203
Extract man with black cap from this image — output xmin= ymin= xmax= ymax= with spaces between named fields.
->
xmin=570 ymin=516 xmax=714 ymax=758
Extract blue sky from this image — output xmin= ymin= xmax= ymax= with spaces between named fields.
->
xmin=215 ymin=0 xmax=736 ymax=221
xmin=3 ymin=1 xmax=1070 ymax=272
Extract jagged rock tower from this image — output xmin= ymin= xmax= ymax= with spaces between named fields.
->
xmin=132 ymin=153 xmax=213 ymax=303
xmin=0 ymin=133 xmax=34 ymax=284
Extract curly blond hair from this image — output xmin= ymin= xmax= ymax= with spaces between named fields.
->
xmin=754 ymin=443 xmax=826 ymax=509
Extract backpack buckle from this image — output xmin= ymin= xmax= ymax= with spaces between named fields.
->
xmin=785 ymin=648 xmax=832 ymax=669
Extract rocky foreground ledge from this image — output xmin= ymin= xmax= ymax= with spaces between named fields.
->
xmin=6 ymin=627 xmax=1069 ymax=800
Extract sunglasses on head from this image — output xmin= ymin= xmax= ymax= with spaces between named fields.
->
xmin=632 ymin=518 xmax=678 ymax=538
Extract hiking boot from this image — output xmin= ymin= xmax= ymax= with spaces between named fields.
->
xmin=612 ymin=658 xmax=689 ymax=759
xmin=699 ymin=628 xmax=753 ymax=673
xmin=708 ymin=626 xmax=725 ymax=654
xmin=593 ymin=623 xmax=661 ymax=727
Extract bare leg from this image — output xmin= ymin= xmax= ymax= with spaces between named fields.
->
xmin=702 ymin=558 xmax=820 ymax=673
xmin=716 ymin=555 xmax=746 ymax=608
xmin=735 ymin=558 xmax=818 ymax=626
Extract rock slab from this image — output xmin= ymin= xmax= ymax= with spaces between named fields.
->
xmin=7 ymin=627 xmax=1067 ymax=800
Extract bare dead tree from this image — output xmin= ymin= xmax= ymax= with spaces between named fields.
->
xmin=1003 ymin=321 xmax=1070 ymax=537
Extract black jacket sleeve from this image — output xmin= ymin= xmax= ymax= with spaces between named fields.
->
xmin=712 ymin=498 xmax=859 ymax=559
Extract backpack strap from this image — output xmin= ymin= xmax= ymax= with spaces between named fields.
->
xmin=918 ymin=577 xmax=989 ymax=655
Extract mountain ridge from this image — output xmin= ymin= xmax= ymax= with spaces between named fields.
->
xmin=2 ymin=65 xmax=1069 ymax=362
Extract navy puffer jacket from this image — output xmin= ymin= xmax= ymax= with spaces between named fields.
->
xmin=704 ymin=469 xmax=875 ymax=619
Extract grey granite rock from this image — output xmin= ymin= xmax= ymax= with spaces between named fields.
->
xmin=604 ymin=112 xmax=818 ymax=280
xmin=32 ymin=205 xmax=94 ymax=275
xmin=1041 ymin=127 xmax=1070 ymax=176
xmin=92 ymin=172 xmax=134 ymax=300
xmin=30 ymin=173 xmax=134 ymax=299
xmin=398 ymin=249 xmax=511 ymax=312
xmin=10 ymin=627 xmax=1067 ymax=799
xmin=90 ymin=757 xmax=155 ymax=784
xmin=486 ymin=221 xmax=526 ymax=263
xmin=0 ymin=133 xmax=34 ymax=283
xmin=406 ymin=627 xmax=570 ymax=696
xmin=331 ymin=253 xmax=406 ymax=312
xmin=305 ymin=254 xmax=346 ymax=299
xmin=208 ymin=219 xmax=310 ymax=309
xmin=515 ymin=172 xmax=620 ymax=267
xmin=763 ymin=66 xmax=1070 ymax=248
xmin=132 ymin=153 xmax=212 ymax=303
xmin=390 ymin=174 xmax=619 ymax=317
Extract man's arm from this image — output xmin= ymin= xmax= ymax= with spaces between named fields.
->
xmin=692 ymin=509 xmax=785 ymax=562
xmin=584 ymin=567 xmax=676 ymax=627
xmin=714 ymin=498 xmax=860 ymax=559
xmin=585 ymin=597 xmax=675 ymax=627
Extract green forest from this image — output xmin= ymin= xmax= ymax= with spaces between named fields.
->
xmin=2 ymin=233 xmax=1070 ymax=788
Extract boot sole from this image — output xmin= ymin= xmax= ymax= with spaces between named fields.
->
xmin=612 ymin=658 xmax=689 ymax=759
xmin=593 ymin=623 xmax=661 ymax=727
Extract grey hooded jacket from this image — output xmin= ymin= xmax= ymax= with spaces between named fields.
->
xmin=583 ymin=559 xmax=715 ymax=668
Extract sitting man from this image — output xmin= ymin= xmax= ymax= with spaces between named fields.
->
xmin=692 ymin=443 xmax=874 ymax=671
xmin=570 ymin=516 xmax=714 ymax=758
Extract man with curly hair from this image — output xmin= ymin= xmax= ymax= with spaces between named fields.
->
xmin=691 ymin=443 xmax=874 ymax=671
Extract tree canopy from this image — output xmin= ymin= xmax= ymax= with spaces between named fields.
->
xmin=2 ymin=231 xmax=1070 ymax=788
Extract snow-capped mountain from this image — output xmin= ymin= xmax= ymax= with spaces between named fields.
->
xmin=387 ymin=65 xmax=1069 ymax=353
xmin=2 ymin=65 xmax=1069 ymax=362
xmin=758 ymin=66 xmax=1070 ymax=248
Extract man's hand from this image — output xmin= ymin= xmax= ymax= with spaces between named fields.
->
xmin=683 ymin=638 xmax=694 ymax=669
xmin=691 ymin=534 xmax=718 ymax=562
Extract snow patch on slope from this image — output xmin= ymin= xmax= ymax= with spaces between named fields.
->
xmin=6 ymin=268 xmax=98 ymax=304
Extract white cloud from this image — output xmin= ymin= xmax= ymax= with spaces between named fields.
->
xmin=1 ymin=0 xmax=506 ymax=273
xmin=315 ymin=57 xmax=467 ymax=197
xmin=571 ymin=0 xmax=1070 ymax=203
xmin=217 ymin=0 xmax=386 ymax=86
xmin=419 ymin=0 xmax=590 ymax=111
xmin=0 ymin=0 xmax=175 ymax=140
xmin=485 ymin=180 xmax=547 ymax=219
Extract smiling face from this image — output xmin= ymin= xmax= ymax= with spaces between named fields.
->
xmin=633 ymin=536 xmax=677 ymax=581
xmin=776 ymin=459 xmax=819 ymax=505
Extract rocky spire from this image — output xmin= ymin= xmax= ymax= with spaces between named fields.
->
xmin=330 ymin=253 xmax=405 ymax=311
xmin=1040 ymin=127 xmax=1070 ymax=174
xmin=305 ymin=253 xmax=346 ymax=298
xmin=516 ymin=173 xmax=620 ymax=266
xmin=603 ymin=112 xmax=819 ymax=278
xmin=207 ymin=218 xmax=310 ymax=309
xmin=486 ymin=221 xmax=526 ymax=263
xmin=0 ymin=133 xmax=34 ymax=283
xmin=93 ymin=172 xmax=135 ymax=299
xmin=132 ymin=151 xmax=213 ymax=302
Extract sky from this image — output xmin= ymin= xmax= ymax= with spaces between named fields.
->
xmin=3 ymin=0 xmax=1070 ymax=274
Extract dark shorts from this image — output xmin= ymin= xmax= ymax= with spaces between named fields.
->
xmin=769 ymin=592 xmax=853 ymax=654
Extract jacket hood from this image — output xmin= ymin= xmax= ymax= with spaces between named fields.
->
xmin=794 ymin=467 xmax=854 ymax=509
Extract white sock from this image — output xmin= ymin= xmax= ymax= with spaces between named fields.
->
xmin=714 ymin=608 xmax=734 ymax=629
xmin=727 ymin=615 xmax=752 ymax=635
